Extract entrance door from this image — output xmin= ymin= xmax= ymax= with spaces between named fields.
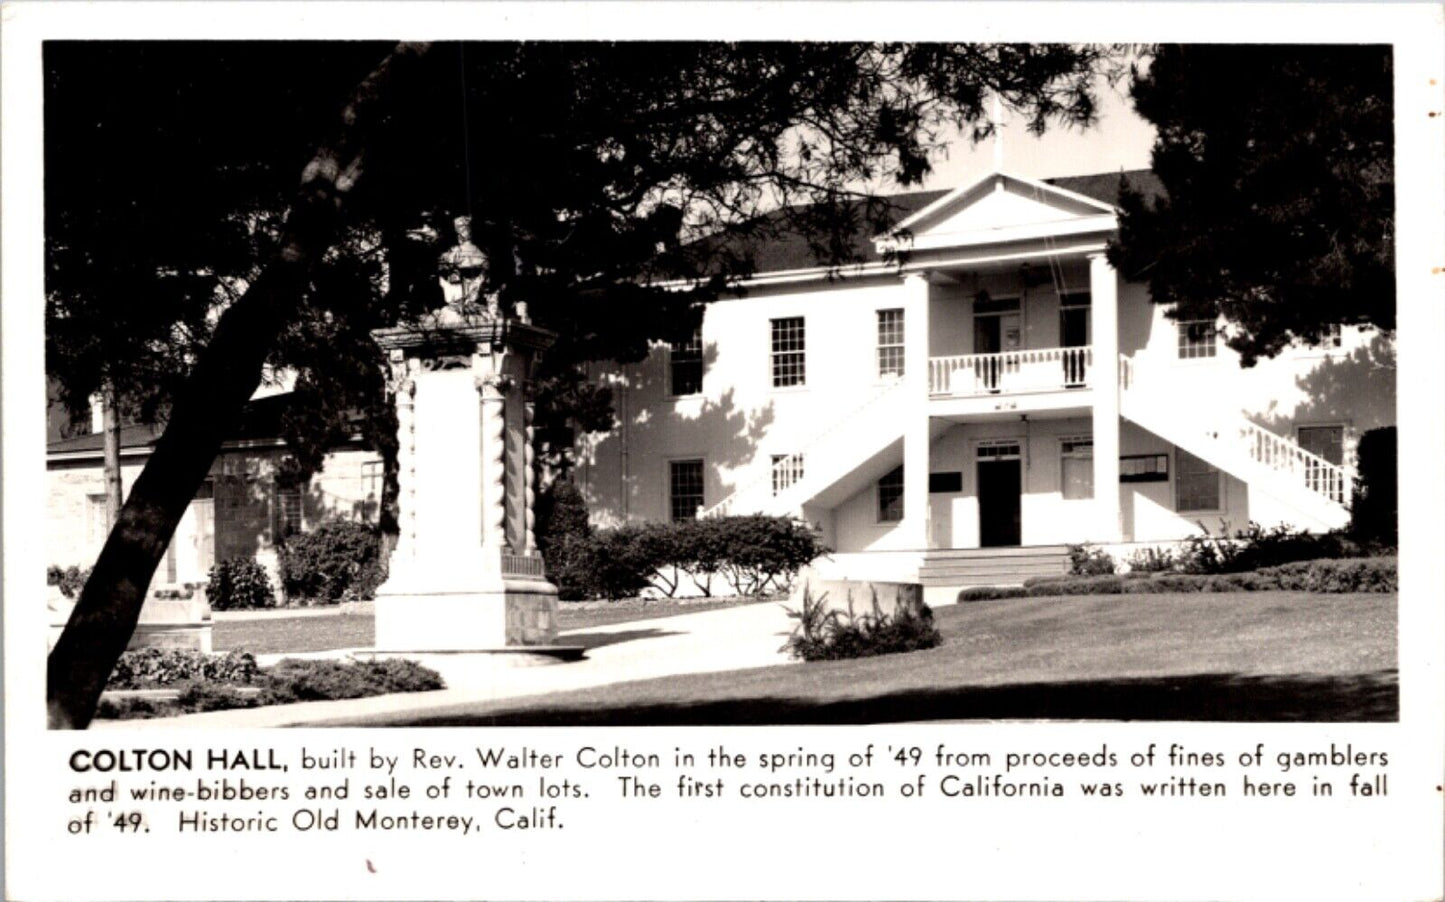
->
xmin=977 ymin=442 xmax=1022 ymax=547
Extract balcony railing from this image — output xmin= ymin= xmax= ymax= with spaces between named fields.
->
xmin=929 ymin=346 xmax=1093 ymax=396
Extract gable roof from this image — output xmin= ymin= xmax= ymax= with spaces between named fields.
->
xmin=730 ymin=169 xmax=1162 ymax=276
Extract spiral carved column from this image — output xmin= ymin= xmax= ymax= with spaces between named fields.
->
xmin=389 ymin=351 xmax=419 ymax=566
xmin=523 ymin=398 xmax=537 ymax=554
xmin=476 ymin=367 xmax=510 ymax=552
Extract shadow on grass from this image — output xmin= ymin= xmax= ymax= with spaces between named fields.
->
xmin=562 ymin=628 xmax=682 ymax=651
xmin=402 ymin=670 xmax=1398 ymax=726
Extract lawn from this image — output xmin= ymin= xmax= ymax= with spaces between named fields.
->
xmin=344 ymin=590 xmax=1397 ymax=725
xmin=211 ymin=596 xmax=767 ymax=655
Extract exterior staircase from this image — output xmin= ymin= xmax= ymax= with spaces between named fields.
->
xmin=919 ymin=546 xmax=1071 ymax=589
xmin=699 ymin=379 xmax=909 ymax=519
xmin=1117 ymin=354 xmax=1353 ymax=531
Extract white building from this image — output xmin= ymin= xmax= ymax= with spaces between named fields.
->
xmin=574 ymin=170 xmax=1396 ymax=602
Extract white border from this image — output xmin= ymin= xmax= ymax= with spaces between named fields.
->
xmin=5 ymin=4 xmax=1443 ymax=901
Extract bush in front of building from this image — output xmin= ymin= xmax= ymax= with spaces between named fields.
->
xmin=206 ymin=557 xmax=277 ymax=610
xmin=277 ymin=520 xmax=385 ymax=604
xmin=1067 ymin=544 xmax=1116 ymax=576
xmin=1349 ymin=426 xmax=1397 ymax=549
xmin=782 ymin=587 xmax=941 ymax=662
xmin=536 ymin=479 xmax=596 ymax=601
xmin=47 ymin=564 xmax=92 ymax=599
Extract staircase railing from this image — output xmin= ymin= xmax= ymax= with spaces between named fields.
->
xmin=698 ymin=377 xmax=906 ymax=519
xmin=1118 ymin=353 xmax=1353 ymax=507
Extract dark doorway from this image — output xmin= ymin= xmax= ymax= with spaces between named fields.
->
xmin=977 ymin=458 xmax=1022 ymax=547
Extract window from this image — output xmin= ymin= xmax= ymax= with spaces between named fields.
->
xmin=1175 ymin=449 xmax=1221 ymax=512
xmin=1060 ymin=437 xmax=1094 ymax=500
xmin=1177 ymin=320 xmax=1217 ymax=359
xmin=770 ymin=317 xmax=806 ymax=387
xmin=273 ymin=483 xmax=303 ymax=541
xmin=771 ymin=454 xmax=804 ymax=496
xmin=669 ymin=329 xmax=703 ymax=396
xmin=878 ymin=466 xmax=904 ymax=522
xmin=361 ymin=460 xmax=384 ymax=503
xmin=1321 ymin=324 xmax=1343 ymax=349
xmin=977 ymin=440 xmax=1022 ymax=461
xmin=876 ymin=309 xmax=905 ymax=378
xmin=1121 ymin=454 xmax=1169 ymax=483
xmin=669 ymin=459 xmax=705 ymax=522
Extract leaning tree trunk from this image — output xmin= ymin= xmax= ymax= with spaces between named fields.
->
xmin=46 ymin=42 xmax=432 ymax=729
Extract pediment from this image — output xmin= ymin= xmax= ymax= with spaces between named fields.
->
xmin=880 ymin=172 xmax=1117 ymax=250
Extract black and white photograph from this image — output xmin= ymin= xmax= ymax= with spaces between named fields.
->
xmin=5 ymin=3 xmax=1443 ymax=900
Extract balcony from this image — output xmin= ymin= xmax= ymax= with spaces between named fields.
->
xmin=929 ymin=346 xmax=1093 ymax=397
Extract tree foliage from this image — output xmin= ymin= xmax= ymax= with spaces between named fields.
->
xmin=1109 ymin=44 xmax=1394 ymax=366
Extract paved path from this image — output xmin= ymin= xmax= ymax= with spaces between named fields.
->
xmin=96 ymin=601 xmax=798 ymax=729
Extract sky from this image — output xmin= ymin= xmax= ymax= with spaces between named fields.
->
xmin=919 ymin=74 xmax=1157 ymax=192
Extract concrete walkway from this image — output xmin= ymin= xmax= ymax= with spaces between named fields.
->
xmin=96 ymin=601 xmax=798 ymax=728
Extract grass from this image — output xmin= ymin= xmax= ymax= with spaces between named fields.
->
xmin=342 ymin=590 xmax=1397 ymax=725
xmin=211 ymin=596 xmax=767 ymax=654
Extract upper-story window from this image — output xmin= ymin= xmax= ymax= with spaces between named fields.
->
xmin=771 ymin=317 xmax=806 ymax=387
xmin=876 ymin=309 xmax=905 ymax=378
xmin=1177 ymin=320 xmax=1218 ymax=359
xmin=669 ymin=328 xmax=704 ymax=396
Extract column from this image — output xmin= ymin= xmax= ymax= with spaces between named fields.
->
xmin=475 ymin=357 xmax=510 ymax=555
xmin=1089 ymin=253 xmax=1122 ymax=542
xmin=902 ymin=272 xmax=932 ymax=549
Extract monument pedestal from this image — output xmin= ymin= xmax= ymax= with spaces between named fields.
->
xmin=368 ymin=316 xmax=577 ymax=661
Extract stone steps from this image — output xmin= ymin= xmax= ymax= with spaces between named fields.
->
xmin=918 ymin=545 xmax=1070 ymax=588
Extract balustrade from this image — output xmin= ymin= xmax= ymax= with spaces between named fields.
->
xmin=929 ymin=346 xmax=1093 ymax=396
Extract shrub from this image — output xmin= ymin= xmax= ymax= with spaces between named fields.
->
xmin=536 ymin=480 xmax=595 ymax=600
xmin=1023 ymin=557 xmax=1395 ymax=595
xmin=716 ymin=516 xmax=828 ymax=597
xmin=259 ymin=657 xmax=444 ymax=702
xmin=107 ymin=649 xmax=260 ymax=689
xmin=1067 ymin=543 xmax=1115 ymax=576
xmin=98 ymin=657 xmax=446 ymax=719
xmin=1126 ymin=546 xmax=1176 ymax=573
xmin=782 ymin=588 xmax=941 ymax=662
xmin=584 ymin=525 xmax=658 ymax=600
xmin=206 ymin=558 xmax=276 ymax=610
xmin=1350 ymin=426 xmax=1397 ymax=549
xmin=47 ymin=565 xmax=91 ymax=599
xmin=278 ymin=520 xmax=385 ymax=603
xmin=1256 ymin=557 xmax=1397 ymax=593
xmin=957 ymin=586 xmax=1028 ymax=602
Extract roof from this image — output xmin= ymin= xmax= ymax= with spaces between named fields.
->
xmin=46 ymin=393 xmax=343 ymax=458
xmin=730 ymin=168 xmax=1163 ymax=277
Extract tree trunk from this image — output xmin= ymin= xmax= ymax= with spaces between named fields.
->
xmin=101 ymin=384 xmax=123 ymax=530
xmin=46 ymin=41 xmax=432 ymax=729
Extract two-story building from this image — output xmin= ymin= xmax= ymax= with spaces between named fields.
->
xmin=46 ymin=168 xmax=1395 ymax=603
xmin=573 ymin=169 xmax=1395 ymax=602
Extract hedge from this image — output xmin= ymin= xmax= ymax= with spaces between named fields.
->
xmin=546 ymin=514 xmax=828 ymax=601
xmin=1021 ymin=556 xmax=1395 ymax=595
xmin=206 ymin=558 xmax=276 ymax=610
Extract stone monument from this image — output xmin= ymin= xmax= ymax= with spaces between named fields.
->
xmin=369 ymin=217 xmax=570 ymax=657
